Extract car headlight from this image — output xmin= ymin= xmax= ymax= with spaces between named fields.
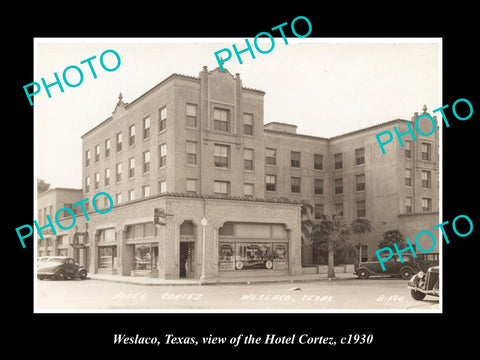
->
xmin=417 ymin=271 xmax=425 ymax=279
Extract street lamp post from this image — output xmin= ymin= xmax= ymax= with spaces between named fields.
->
xmin=199 ymin=217 xmax=208 ymax=285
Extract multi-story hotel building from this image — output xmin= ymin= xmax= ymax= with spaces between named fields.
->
xmin=37 ymin=66 xmax=439 ymax=279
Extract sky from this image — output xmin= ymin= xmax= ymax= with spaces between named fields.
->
xmin=35 ymin=38 xmax=441 ymax=189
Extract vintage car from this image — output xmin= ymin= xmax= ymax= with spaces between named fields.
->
xmin=37 ymin=256 xmax=51 ymax=266
xmin=355 ymin=254 xmax=417 ymax=279
xmin=37 ymin=256 xmax=88 ymax=280
xmin=407 ymin=266 xmax=439 ymax=300
xmin=415 ymin=253 xmax=439 ymax=272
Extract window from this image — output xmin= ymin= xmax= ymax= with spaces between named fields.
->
xmin=405 ymin=140 xmax=412 ymax=159
xmin=244 ymin=183 xmax=254 ymax=198
xmin=335 ymin=203 xmax=343 ymax=216
xmin=85 ymin=150 xmax=91 ymax=167
xmin=186 ymin=179 xmax=197 ymax=194
xmin=291 ymin=177 xmax=301 ymax=193
xmin=143 ymin=116 xmax=150 ymax=139
xmin=129 ymin=125 xmax=135 ymax=146
xmin=265 ymin=148 xmax=276 ymax=165
xmin=356 ymin=200 xmax=366 ymax=218
xmin=142 ymin=185 xmax=150 ymax=198
xmin=85 ymin=176 xmax=90 ymax=193
xmin=128 ymin=189 xmax=135 ymax=201
xmin=314 ymin=179 xmax=323 ymax=195
xmin=422 ymin=198 xmax=432 ymax=212
xmin=214 ymin=144 xmax=229 ymax=168
xmin=104 ymin=168 xmax=110 ymax=186
xmin=355 ymin=148 xmax=365 ymax=165
xmin=116 ymin=193 xmax=122 ymax=205
xmin=116 ymin=163 xmax=122 ymax=183
xmin=422 ymin=143 xmax=431 ymax=161
xmin=159 ymin=180 xmax=167 ymax=194
xmin=355 ymin=245 xmax=369 ymax=262
xmin=186 ymin=141 xmax=197 ymax=165
xmin=244 ymin=113 xmax=253 ymax=135
xmin=129 ymin=157 xmax=135 ymax=178
xmin=116 ymin=132 xmax=122 ymax=152
xmin=186 ymin=104 xmax=197 ymax=128
xmin=95 ymin=145 xmax=100 ymax=162
xmin=406 ymin=197 xmax=412 ymax=214
xmin=335 ymin=178 xmax=343 ymax=194
xmin=214 ymin=108 xmax=229 ymax=132
xmin=142 ymin=151 xmax=150 ymax=173
xmin=159 ymin=107 xmax=167 ymax=131
xmin=214 ymin=180 xmax=229 ymax=195
xmin=244 ymin=148 xmax=254 ymax=170
xmin=356 ymin=174 xmax=365 ymax=191
xmin=314 ymin=203 xmax=324 ymax=219
xmin=98 ymin=246 xmax=117 ymax=269
xmin=422 ymin=171 xmax=431 ymax=188
xmin=405 ymin=169 xmax=412 ymax=186
xmin=105 ymin=139 xmax=111 ymax=158
xmin=291 ymin=151 xmax=301 ymax=168
xmin=314 ymin=154 xmax=323 ymax=170
xmin=159 ymin=144 xmax=166 ymax=167
xmin=62 ymin=203 xmax=76 ymax=218
xmin=266 ymin=175 xmax=276 ymax=192
xmin=95 ymin=172 xmax=100 ymax=190
xmin=334 ymin=153 xmax=343 ymax=170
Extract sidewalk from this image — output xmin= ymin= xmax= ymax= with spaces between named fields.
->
xmin=87 ymin=272 xmax=357 ymax=287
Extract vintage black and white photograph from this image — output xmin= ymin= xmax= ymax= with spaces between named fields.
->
xmin=34 ymin=38 xmax=442 ymax=312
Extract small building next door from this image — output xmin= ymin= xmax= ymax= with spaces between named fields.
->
xmin=180 ymin=242 xmax=194 ymax=278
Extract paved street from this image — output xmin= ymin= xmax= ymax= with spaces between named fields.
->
xmin=36 ymin=278 xmax=439 ymax=311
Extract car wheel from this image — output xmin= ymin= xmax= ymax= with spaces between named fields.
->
xmin=410 ymin=289 xmax=426 ymax=301
xmin=79 ymin=271 xmax=87 ymax=280
xmin=357 ymin=269 xmax=370 ymax=279
xmin=54 ymin=270 xmax=65 ymax=280
xmin=400 ymin=268 xmax=413 ymax=280
xmin=38 ymin=275 xmax=45 ymax=280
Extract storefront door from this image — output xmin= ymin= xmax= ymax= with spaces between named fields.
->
xmin=180 ymin=242 xmax=194 ymax=278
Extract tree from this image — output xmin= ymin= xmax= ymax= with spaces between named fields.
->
xmin=312 ymin=214 xmax=351 ymax=278
xmin=300 ymin=202 xmax=314 ymax=241
xmin=351 ymin=218 xmax=373 ymax=265
xmin=379 ymin=230 xmax=405 ymax=249
xmin=37 ymin=179 xmax=50 ymax=194
xmin=300 ymin=202 xmax=314 ymax=265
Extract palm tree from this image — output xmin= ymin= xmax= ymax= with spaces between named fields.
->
xmin=351 ymin=218 xmax=372 ymax=266
xmin=313 ymin=214 xmax=350 ymax=278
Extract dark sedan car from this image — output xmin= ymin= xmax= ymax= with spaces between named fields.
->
xmin=355 ymin=254 xmax=417 ymax=280
xmin=37 ymin=256 xmax=88 ymax=280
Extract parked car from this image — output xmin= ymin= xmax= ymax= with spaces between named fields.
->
xmin=407 ymin=266 xmax=439 ymax=300
xmin=37 ymin=256 xmax=88 ymax=280
xmin=355 ymin=254 xmax=417 ymax=279
xmin=37 ymin=256 xmax=51 ymax=266
xmin=415 ymin=253 xmax=439 ymax=272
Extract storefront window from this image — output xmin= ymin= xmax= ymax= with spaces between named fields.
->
xmin=98 ymin=246 xmax=117 ymax=269
xmin=226 ymin=242 xmax=288 ymax=270
xmin=134 ymin=244 xmax=158 ymax=271
xmin=273 ymin=243 xmax=288 ymax=269
xmin=218 ymin=243 xmax=235 ymax=270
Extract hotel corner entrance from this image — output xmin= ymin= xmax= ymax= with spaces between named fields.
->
xmin=179 ymin=220 xmax=196 ymax=279
xmin=179 ymin=242 xmax=195 ymax=278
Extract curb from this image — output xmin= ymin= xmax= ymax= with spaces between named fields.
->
xmin=86 ymin=275 xmax=357 ymax=287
